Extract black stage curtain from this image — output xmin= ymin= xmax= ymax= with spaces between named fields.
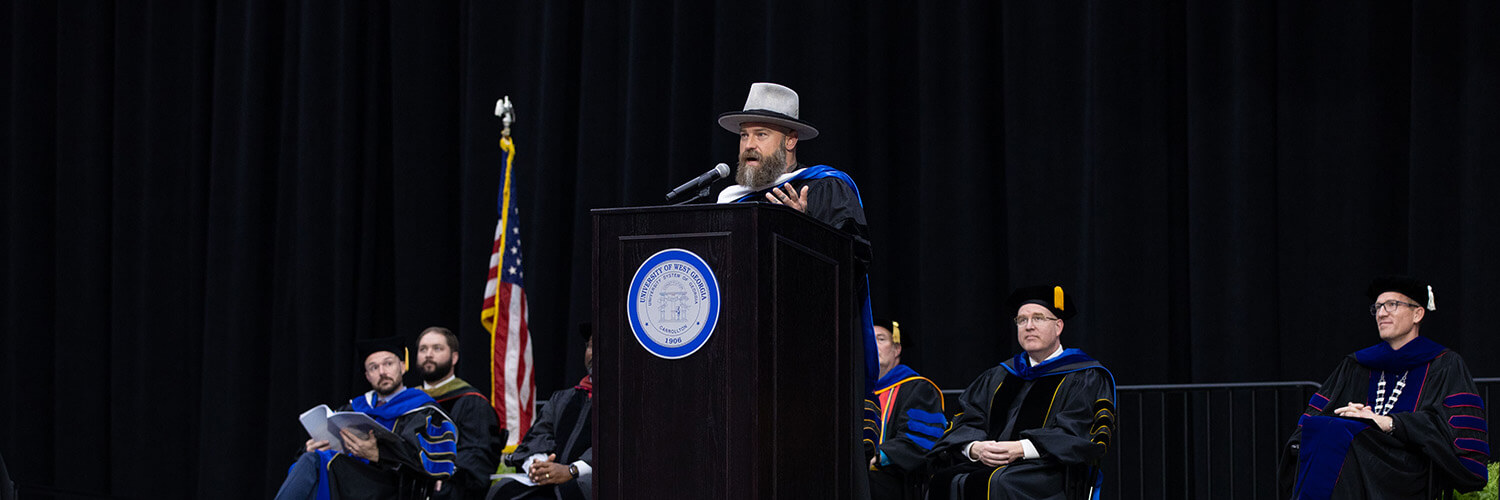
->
xmin=3 ymin=1 xmax=1496 ymax=498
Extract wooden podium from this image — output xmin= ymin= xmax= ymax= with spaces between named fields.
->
xmin=591 ymin=203 xmax=867 ymax=499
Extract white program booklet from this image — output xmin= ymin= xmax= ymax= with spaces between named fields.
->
xmin=298 ymin=404 xmax=398 ymax=453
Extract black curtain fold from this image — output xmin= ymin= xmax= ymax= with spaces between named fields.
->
xmin=3 ymin=1 xmax=1497 ymax=497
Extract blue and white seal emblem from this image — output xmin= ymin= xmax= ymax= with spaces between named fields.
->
xmin=627 ymin=248 xmax=721 ymax=359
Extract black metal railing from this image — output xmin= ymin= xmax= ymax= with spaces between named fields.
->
xmin=1100 ymin=381 xmax=1319 ymax=499
xmin=942 ymin=378 xmax=1500 ymax=499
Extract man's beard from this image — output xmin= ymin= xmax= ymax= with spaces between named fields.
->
xmin=373 ymin=375 xmax=402 ymax=397
xmin=736 ymin=143 xmax=789 ymax=188
xmin=419 ymin=357 xmax=454 ymax=384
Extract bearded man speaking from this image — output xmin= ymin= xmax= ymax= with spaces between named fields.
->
xmin=715 ymin=82 xmax=869 ymax=252
xmin=714 ymin=82 xmax=882 ymax=461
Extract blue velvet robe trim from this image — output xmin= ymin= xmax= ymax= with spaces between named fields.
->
xmin=1002 ymin=349 xmax=1099 ymax=381
xmin=1353 ymin=336 xmax=1445 ymax=372
xmin=1295 ymin=415 xmax=1372 ymax=500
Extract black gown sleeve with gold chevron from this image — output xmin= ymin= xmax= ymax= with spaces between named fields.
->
xmin=425 ymin=377 xmax=506 ymax=500
xmin=928 ymin=350 xmax=1116 ymax=500
xmin=318 ymin=389 xmax=459 ymax=499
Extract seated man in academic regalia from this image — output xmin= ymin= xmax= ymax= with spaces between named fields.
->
xmin=416 ymin=326 xmax=506 ymax=500
xmin=1279 ymin=275 xmax=1490 ymax=499
xmin=487 ymin=324 xmax=595 ymax=500
xmin=274 ymin=336 xmax=459 ymax=500
xmin=869 ymin=319 xmax=947 ymax=500
xmin=928 ymin=285 xmax=1116 ymax=500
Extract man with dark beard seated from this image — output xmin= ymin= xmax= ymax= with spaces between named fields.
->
xmin=274 ymin=336 xmax=458 ymax=500
xmin=487 ymin=324 xmax=595 ymax=500
xmin=417 ymin=326 xmax=506 ymax=500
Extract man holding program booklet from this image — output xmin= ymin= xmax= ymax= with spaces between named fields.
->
xmin=273 ymin=336 xmax=459 ymax=500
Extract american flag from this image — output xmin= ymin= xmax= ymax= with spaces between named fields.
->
xmin=482 ymin=134 xmax=534 ymax=445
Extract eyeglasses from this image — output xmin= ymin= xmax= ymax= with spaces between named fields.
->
xmin=365 ymin=359 xmax=401 ymax=373
xmin=1369 ymin=301 xmax=1420 ymax=316
xmin=1013 ymin=315 xmax=1060 ymax=327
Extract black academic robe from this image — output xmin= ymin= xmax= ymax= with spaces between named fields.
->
xmin=725 ymin=165 xmax=880 ymax=499
xmin=728 ymin=163 xmax=882 ymax=420
xmin=323 ymin=391 xmax=458 ymax=500
xmin=426 ymin=377 xmax=506 ymax=500
xmin=870 ymin=365 xmax=947 ymax=500
xmin=929 ymin=350 xmax=1116 ymax=500
xmin=490 ymin=384 xmax=593 ymax=500
xmin=1279 ymin=337 xmax=1490 ymax=499
xmin=732 ymin=173 xmax=871 ymax=266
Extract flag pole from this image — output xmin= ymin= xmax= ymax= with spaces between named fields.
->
xmin=486 ymin=96 xmax=532 ymax=452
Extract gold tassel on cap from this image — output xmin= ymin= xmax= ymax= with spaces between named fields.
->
xmin=891 ymin=321 xmax=902 ymax=344
xmin=1054 ymin=286 xmax=1065 ymax=311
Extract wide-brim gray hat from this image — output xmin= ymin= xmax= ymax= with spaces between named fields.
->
xmin=717 ymin=82 xmax=819 ymax=140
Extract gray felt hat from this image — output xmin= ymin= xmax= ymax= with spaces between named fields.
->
xmin=717 ymin=82 xmax=820 ymax=140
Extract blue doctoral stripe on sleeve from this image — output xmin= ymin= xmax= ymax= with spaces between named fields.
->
xmin=903 ymin=408 xmax=946 ymax=450
xmin=907 ymin=433 xmax=937 ymax=451
xmin=906 ymin=420 xmax=945 ymax=441
xmin=906 ymin=408 xmax=946 ymax=427
xmin=420 ymin=433 xmax=458 ymax=456
xmin=1445 ymin=393 xmax=1484 ymax=409
xmin=1450 ymin=415 xmax=1488 ymax=433
xmin=426 ymin=417 xmax=457 ymax=442
xmin=418 ymin=417 xmax=458 ymax=477
xmin=421 ymin=452 xmax=456 ymax=477
xmin=1307 ymin=393 xmax=1330 ymax=412
xmin=1460 ymin=456 xmax=1489 ymax=481
xmin=1455 ymin=438 xmax=1490 ymax=456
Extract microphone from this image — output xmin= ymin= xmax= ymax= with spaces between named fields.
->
xmin=665 ymin=163 xmax=731 ymax=200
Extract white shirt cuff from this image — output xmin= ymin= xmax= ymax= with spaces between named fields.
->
xmin=1020 ymin=439 xmax=1039 ymax=460
xmin=572 ymin=460 xmax=592 ymax=478
xmin=964 ymin=441 xmax=981 ymax=462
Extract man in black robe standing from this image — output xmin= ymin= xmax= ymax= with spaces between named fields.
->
xmin=929 ymin=285 xmax=1116 ymax=500
xmin=417 ymin=326 xmax=506 ymax=500
xmin=1279 ymin=275 xmax=1489 ymax=499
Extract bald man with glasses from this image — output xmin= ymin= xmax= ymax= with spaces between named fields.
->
xmin=1280 ymin=275 xmax=1490 ymax=499
xmin=928 ymin=285 xmax=1116 ymax=500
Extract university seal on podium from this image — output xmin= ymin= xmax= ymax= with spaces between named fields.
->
xmin=627 ymin=248 xmax=721 ymax=359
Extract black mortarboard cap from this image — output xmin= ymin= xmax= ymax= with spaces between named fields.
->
xmin=1367 ymin=275 xmax=1436 ymax=311
xmin=577 ymin=322 xmax=593 ymax=341
xmin=872 ymin=318 xmax=906 ymax=346
xmin=1005 ymin=285 xmax=1078 ymax=320
xmin=355 ymin=336 xmax=409 ymax=369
